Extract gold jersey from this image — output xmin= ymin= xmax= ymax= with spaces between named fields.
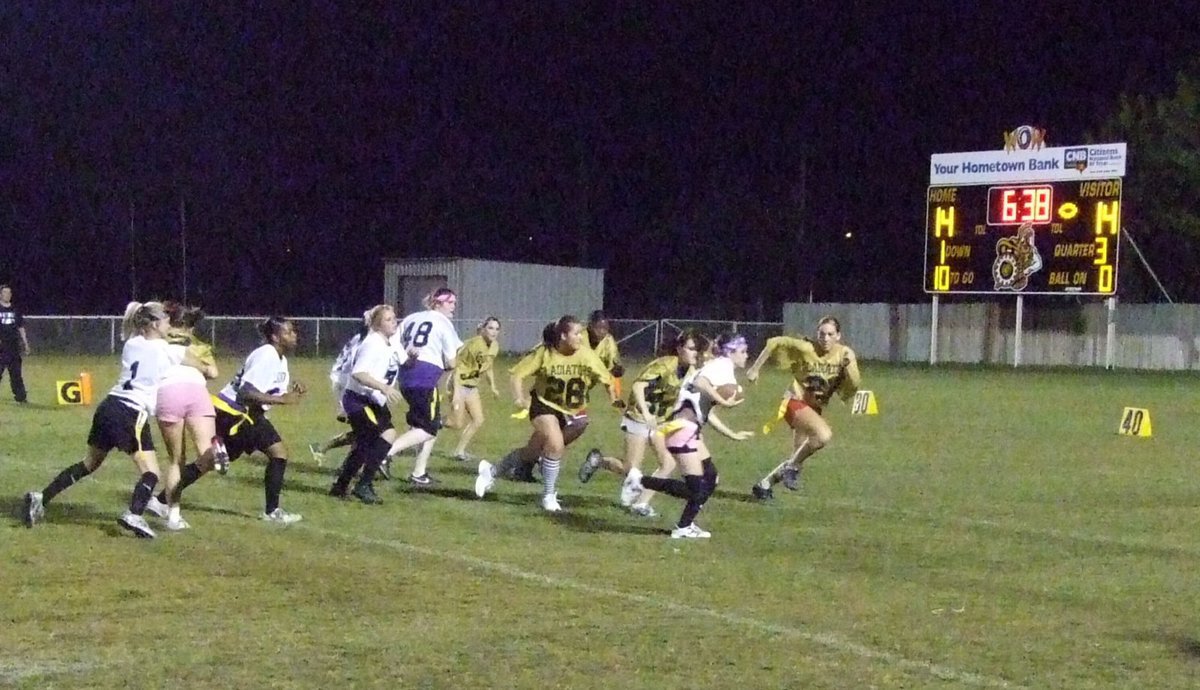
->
xmin=511 ymin=344 xmax=612 ymax=415
xmin=581 ymin=333 xmax=620 ymax=371
xmin=454 ymin=335 xmax=498 ymax=387
xmin=627 ymin=355 xmax=691 ymax=423
xmin=761 ymin=336 xmax=861 ymax=406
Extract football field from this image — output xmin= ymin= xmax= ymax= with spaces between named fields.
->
xmin=4 ymin=356 xmax=1200 ymax=688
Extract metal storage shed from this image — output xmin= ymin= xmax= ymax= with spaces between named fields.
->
xmin=382 ymin=257 xmax=605 ymax=352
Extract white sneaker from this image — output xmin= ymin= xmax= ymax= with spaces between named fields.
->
xmin=541 ymin=493 xmax=563 ymax=513
xmin=23 ymin=491 xmax=44 ymax=527
xmin=118 ymin=512 xmax=156 ymax=539
xmin=145 ymin=495 xmax=169 ymax=519
xmin=630 ymin=503 xmax=658 ymax=518
xmin=261 ymin=508 xmax=302 ymax=525
xmin=619 ymin=468 xmax=643 ymax=507
xmin=670 ymin=523 xmax=711 ymax=539
xmin=475 ymin=460 xmax=496 ymax=498
xmin=164 ymin=516 xmax=191 ymax=531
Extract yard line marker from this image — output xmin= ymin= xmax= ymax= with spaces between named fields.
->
xmin=0 ymin=658 xmax=102 ymax=683
xmin=305 ymin=525 xmax=1021 ymax=688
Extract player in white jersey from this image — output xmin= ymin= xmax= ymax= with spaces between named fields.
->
xmin=169 ymin=316 xmax=307 ymax=524
xmin=385 ymin=288 xmax=463 ymax=485
xmin=23 ymin=302 xmax=204 ymax=539
xmin=621 ymin=332 xmax=754 ymax=539
xmin=329 ymin=305 xmax=404 ymax=504
xmin=308 ymin=311 xmax=371 ymax=467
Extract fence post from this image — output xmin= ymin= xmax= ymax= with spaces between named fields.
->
xmin=315 ymin=319 xmax=321 ymax=358
xmin=110 ymin=317 xmax=116 ymax=354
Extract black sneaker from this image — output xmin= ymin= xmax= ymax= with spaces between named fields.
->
xmin=751 ymin=484 xmax=774 ymax=501
xmin=377 ymin=458 xmax=392 ymax=481
xmin=781 ymin=466 xmax=801 ymax=491
xmin=352 ymin=484 xmax=382 ymax=505
xmin=408 ymin=473 xmax=438 ymax=487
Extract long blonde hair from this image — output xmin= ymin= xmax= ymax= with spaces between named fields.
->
xmin=121 ymin=301 xmax=166 ymax=341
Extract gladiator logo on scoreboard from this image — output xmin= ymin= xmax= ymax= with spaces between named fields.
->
xmin=991 ymin=222 xmax=1044 ymax=291
xmin=1065 ymin=148 xmax=1088 ymax=172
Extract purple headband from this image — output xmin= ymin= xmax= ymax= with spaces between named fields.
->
xmin=718 ymin=335 xmax=748 ymax=355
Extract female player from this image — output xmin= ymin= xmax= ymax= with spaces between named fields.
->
xmin=385 ymin=288 xmax=463 ymax=484
xmin=621 ymin=332 xmax=754 ymax=538
xmin=446 ymin=316 xmax=501 ymax=462
xmin=145 ymin=302 xmax=224 ymax=531
xmin=583 ymin=310 xmax=625 ymax=403
xmin=475 ymin=315 xmax=616 ymax=512
xmin=329 ymin=304 xmax=403 ymax=504
xmin=170 ymin=316 xmax=308 ymax=524
xmin=745 ymin=316 xmax=861 ymax=499
xmin=577 ymin=330 xmax=703 ymax=517
xmin=308 ymin=310 xmax=372 ymax=467
xmin=24 ymin=302 xmax=204 ymax=538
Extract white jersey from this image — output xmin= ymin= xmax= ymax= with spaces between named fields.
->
xmin=330 ymin=332 xmax=364 ymax=386
xmin=219 ymin=343 xmax=291 ymax=414
xmin=108 ymin=335 xmax=186 ymax=415
xmin=392 ymin=309 xmax=462 ymax=370
xmin=672 ymin=356 xmax=737 ymax=426
xmin=346 ymin=331 xmax=402 ymax=406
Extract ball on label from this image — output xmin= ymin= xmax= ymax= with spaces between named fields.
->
xmin=716 ymin=383 xmax=743 ymax=402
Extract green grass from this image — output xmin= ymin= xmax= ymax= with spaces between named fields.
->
xmin=5 ymin=356 xmax=1200 ymax=688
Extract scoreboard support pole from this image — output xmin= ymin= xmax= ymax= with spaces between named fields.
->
xmin=929 ymin=294 xmax=940 ymax=365
xmin=1013 ymin=295 xmax=1024 ymax=367
xmin=1105 ymin=296 xmax=1117 ymax=370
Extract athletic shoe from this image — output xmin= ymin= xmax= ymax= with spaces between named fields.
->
xmin=377 ymin=458 xmax=392 ymax=481
xmin=619 ymin=468 xmax=643 ymax=507
xmin=261 ymin=508 xmax=302 ymax=525
xmin=118 ymin=512 xmax=156 ymax=539
xmin=541 ymin=493 xmax=563 ymax=513
xmin=781 ymin=465 xmax=801 ymax=491
xmin=408 ymin=473 xmax=438 ymax=486
xmin=352 ymin=484 xmax=382 ymax=505
xmin=145 ymin=495 xmax=169 ymax=519
xmin=308 ymin=442 xmax=326 ymax=467
xmin=670 ymin=523 xmax=712 ymax=539
xmin=578 ymin=448 xmax=603 ymax=484
xmin=751 ymin=484 xmax=775 ymax=501
xmin=212 ymin=436 xmax=230 ymax=475
xmin=164 ymin=516 xmax=191 ymax=531
xmin=328 ymin=484 xmax=349 ymax=499
xmin=453 ymin=452 xmax=475 ymax=463
xmin=23 ymin=491 xmax=44 ymax=528
xmin=629 ymin=503 xmax=658 ymax=518
xmin=475 ymin=460 xmax=496 ymax=498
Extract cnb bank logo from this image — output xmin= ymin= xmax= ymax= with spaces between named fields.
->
xmin=1065 ymin=147 xmax=1089 ymax=172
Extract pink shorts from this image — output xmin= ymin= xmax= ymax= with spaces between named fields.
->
xmin=157 ymin=383 xmax=216 ymax=423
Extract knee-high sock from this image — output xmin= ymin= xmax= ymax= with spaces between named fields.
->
xmin=169 ymin=463 xmax=204 ymax=504
xmin=640 ymin=475 xmax=692 ymax=500
xmin=42 ymin=462 xmax=93 ymax=504
xmin=355 ymin=437 xmax=391 ymax=489
xmin=128 ymin=472 xmax=159 ymax=515
xmin=677 ymin=474 xmax=708 ymax=528
xmin=264 ymin=457 xmax=287 ymax=514
xmin=540 ymin=456 xmax=561 ymax=496
xmin=334 ymin=445 xmax=367 ymax=490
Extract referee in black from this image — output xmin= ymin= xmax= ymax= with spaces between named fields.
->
xmin=0 ymin=284 xmax=30 ymax=403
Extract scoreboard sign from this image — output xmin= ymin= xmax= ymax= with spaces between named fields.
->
xmin=924 ymin=143 xmax=1127 ymax=295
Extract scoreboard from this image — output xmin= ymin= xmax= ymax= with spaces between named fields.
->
xmin=924 ymin=143 xmax=1127 ymax=295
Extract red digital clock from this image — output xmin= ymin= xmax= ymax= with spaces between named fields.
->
xmin=987 ymin=185 xmax=1053 ymax=225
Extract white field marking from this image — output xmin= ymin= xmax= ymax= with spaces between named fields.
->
xmin=303 ymin=525 xmax=1022 ymax=688
xmin=0 ymin=658 xmax=103 ymax=682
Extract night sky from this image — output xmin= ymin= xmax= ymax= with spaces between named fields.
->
xmin=2 ymin=2 xmax=1196 ymax=316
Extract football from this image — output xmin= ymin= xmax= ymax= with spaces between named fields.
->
xmin=715 ymin=383 xmax=743 ymax=403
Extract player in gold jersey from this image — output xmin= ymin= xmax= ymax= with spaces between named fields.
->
xmin=577 ymin=330 xmax=702 ymax=517
xmin=445 ymin=317 xmax=501 ymax=462
xmin=474 ymin=315 xmax=616 ymax=512
xmin=745 ymin=316 xmax=861 ymax=499
xmin=582 ymin=310 xmax=625 ymax=403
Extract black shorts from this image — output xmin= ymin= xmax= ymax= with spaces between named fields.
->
xmin=214 ymin=405 xmax=283 ymax=460
xmin=346 ymin=394 xmax=394 ymax=438
xmin=529 ymin=394 xmax=588 ymax=431
xmin=401 ymin=386 xmax=441 ymax=435
xmin=87 ymin=396 xmax=154 ymax=455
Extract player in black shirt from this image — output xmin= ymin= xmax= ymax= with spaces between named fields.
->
xmin=0 ymin=285 xmax=30 ymax=403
